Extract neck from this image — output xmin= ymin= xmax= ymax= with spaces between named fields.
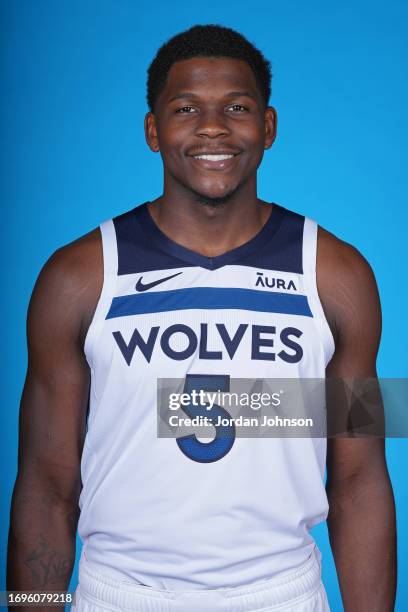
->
xmin=148 ymin=176 xmax=272 ymax=258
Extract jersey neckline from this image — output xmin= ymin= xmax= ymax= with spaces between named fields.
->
xmin=134 ymin=202 xmax=286 ymax=271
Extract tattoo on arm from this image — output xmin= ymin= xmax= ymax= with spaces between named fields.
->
xmin=24 ymin=534 xmax=71 ymax=588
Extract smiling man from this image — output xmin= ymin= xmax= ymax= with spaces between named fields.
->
xmin=8 ymin=25 xmax=396 ymax=612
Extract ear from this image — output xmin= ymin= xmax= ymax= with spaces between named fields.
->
xmin=144 ymin=112 xmax=160 ymax=152
xmin=264 ymin=106 xmax=277 ymax=150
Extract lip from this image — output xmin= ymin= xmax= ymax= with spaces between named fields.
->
xmin=187 ymin=151 xmax=241 ymax=171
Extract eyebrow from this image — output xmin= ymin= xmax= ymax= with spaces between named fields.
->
xmin=168 ymin=91 xmax=257 ymax=103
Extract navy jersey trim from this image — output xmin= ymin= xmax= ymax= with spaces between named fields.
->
xmin=138 ymin=203 xmax=286 ymax=271
xmin=106 ymin=287 xmax=313 ymax=319
xmin=115 ymin=205 xmax=194 ymax=275
xmin=114 ymin=203 xmax=304 ymax=275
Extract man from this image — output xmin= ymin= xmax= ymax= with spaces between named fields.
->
xmin=8 ymin=24 xmax=396 ymax=612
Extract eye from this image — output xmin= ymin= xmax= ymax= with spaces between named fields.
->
xmin=227 ymin=104 xmax=248 ymax=112
xmin=176 ymin=106 xmax=197 ymax=114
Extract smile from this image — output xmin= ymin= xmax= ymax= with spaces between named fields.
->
xmin=188 ymin=152 xmax=241 ymax=170
xmin=193 ymin=154 xmax=235 ymax=161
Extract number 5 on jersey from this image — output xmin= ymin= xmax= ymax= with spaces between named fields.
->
xmin=176 ymin=374 xmax=236 ymax=463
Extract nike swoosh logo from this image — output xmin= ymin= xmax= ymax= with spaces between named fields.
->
xmin=135 ymin=271 xmax=183 ymax=292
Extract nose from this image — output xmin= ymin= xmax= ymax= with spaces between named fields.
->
xmin=195 ymin=109 xmax=230 ymax=139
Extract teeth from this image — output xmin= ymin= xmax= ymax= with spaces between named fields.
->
xmin=194 ymin=154 xmax=234 ymax=161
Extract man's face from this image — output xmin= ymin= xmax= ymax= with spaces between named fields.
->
xmin=145 ymin=57 xmax=276 ymax=202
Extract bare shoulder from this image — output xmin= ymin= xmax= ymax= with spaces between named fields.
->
xmin=316 ymin=226 xmax=381 ymax=374
xmin=29 ymin=227 xmax=103 ymax=346
xmin=317 ymin=226 xmax=377 ymax=284
xmin=45 ymin=227 xmax=102 ymax=290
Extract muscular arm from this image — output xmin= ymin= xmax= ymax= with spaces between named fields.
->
xmin=318 ymin=228 xmax=397 ymax=611
xmin=7 ymin=231 xmax=101 ymax=609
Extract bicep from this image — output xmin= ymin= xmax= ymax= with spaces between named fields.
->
xmin=324 ymin=243 xmax=381 ymax=378
xmin=318 ymin=233 xmax=386 ymax=484
xmin=17 ymin=249 xmax=91 ymax=503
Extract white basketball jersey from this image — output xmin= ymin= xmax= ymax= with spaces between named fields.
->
xmin=78 ymin=202 xmax=334 ymax=590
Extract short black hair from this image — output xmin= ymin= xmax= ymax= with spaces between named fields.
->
xmin=147 ymin=24 xmax=272 ymax=112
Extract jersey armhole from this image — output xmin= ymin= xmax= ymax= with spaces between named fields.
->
xmin=84 ymin=219 xmax=118 ymax=368
xmin=302 ymin=217 xmax=335 ymax=366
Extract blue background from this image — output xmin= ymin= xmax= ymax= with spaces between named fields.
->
xmin=1 ymin=0 xmax=407 ymax=609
